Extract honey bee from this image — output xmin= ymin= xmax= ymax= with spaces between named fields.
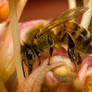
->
xmin=21 ymin=7 xmax=91 ymax=74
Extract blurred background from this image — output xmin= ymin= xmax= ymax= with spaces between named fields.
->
xmin=20 ymin=0 xmax=92 ymax=31
xmin=20 ymin=0 xmax=82 ymax=21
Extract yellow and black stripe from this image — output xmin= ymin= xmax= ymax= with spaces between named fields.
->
xmin=55 ymin=21 xmax=92 ymax=54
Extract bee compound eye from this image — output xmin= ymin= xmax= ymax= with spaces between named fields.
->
xmin=26 ymin=49 xmax=33 ymax=60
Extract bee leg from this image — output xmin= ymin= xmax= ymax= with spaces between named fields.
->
xmin=33 ymin=46 xmax=41 ymax=65
xmin=48 ymin=47 xmax=53 ymax=65
xmin=22 ymin=58 xmax=32 ymax=77
xmin=67 ymin=33 xmax=82 ymax=65
xmin=48 ymin=34 xmax=53 ymax=65
xmin=68 ymin=48 xmax=82 ymax=65
xmin=21 ymin=60 xmax=26 ymax=77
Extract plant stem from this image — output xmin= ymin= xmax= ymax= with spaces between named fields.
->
xmin=9 ymin=0 xmax=25 ymax=86
xmin=68 ymin=0 xmax=76 ymax=21
xmin=16 ymin=0 xmax=27 ymax=20
xmin=68 ymin=0 xmax=76 ymax=9
xmin=81 ymin=0 xmax=92 ymax=29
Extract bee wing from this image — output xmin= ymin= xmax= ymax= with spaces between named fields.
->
xmin=39 ymin=7 xmax=88 ymax=36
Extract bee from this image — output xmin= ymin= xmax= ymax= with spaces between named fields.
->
xmin=21 ymin=7 xmax=92 ymax=74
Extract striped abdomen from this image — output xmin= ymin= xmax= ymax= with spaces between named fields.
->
xmin=55 ymin=21 xmax=92 ymax=54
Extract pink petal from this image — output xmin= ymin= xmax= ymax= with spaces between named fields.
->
xmin=79 ymin=56 xmax=92 ymax=85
